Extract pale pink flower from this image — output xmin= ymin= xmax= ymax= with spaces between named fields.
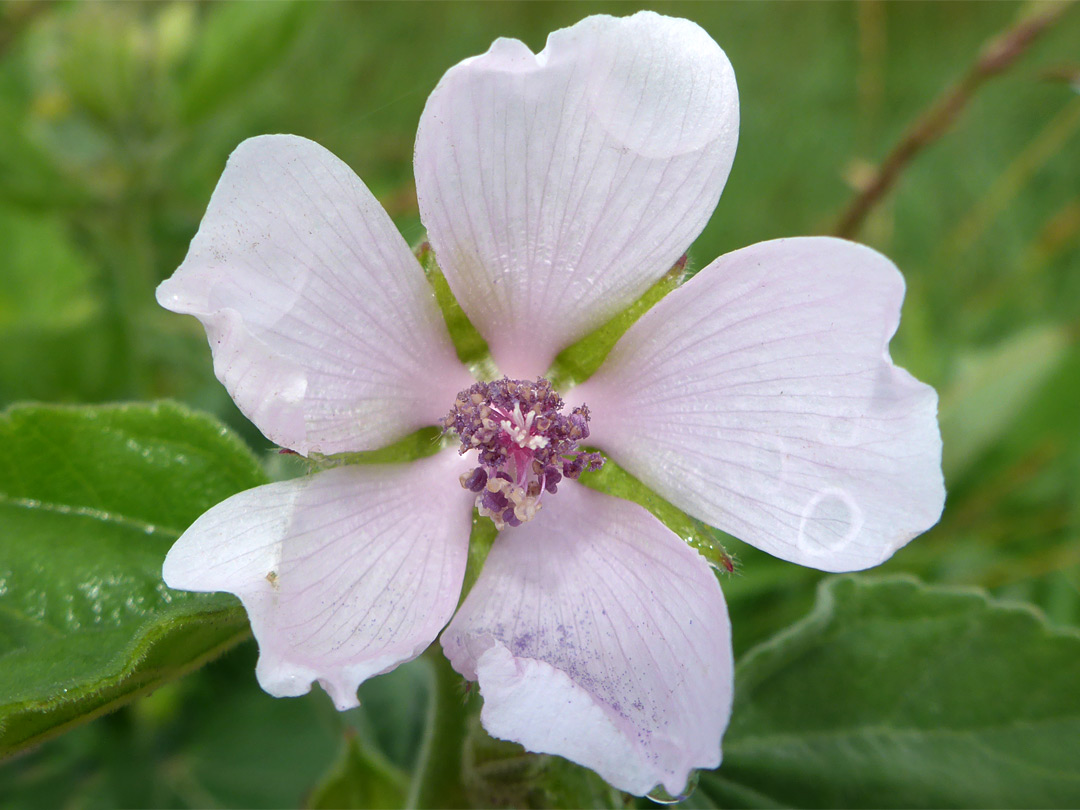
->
xmin=157 ymin=12 xmax=944 ymax=796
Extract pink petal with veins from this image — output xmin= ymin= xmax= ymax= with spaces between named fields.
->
xmin=442 ymin=481 xmax=732 ymax=796
xmin=163 ymin=451 xmax=474 ymax=709
xmin=578 ymin=237 xmax=945 ymax=572
xmin=415 ymin=11 xmax=738 ymax=378
xmin=157 ymin=135 xmax=472 ymax=456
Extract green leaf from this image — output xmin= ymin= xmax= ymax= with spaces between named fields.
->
xmin=0 ymin=204 xmax=111 ymax=404
xmin=179 ymin=1 xmax=313 ymax=124
xmin=308 ymin=731 xmax=409 ymax=810
xmin=939 ymin=325 xmax=1070 ymax=480
xmin=0 ymin=401 xmax=267 ymax=757
xmin=0 ymin=204 xmax=99 ymax=332
xmin=0 ymin=122 xmax=75 ymax=211
xmin=0 ymin=643 xmax=345 ymax=809
xmin=43 ymin=5 xmax=149 ymax=128
xmin=703 ymin=576 xmax=1080 ymax=808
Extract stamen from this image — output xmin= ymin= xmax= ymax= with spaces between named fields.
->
xmin=442 ymin=377 xmax=604 ymax=530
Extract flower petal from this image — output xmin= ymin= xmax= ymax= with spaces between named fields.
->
xmin=576 ymin=237 xmax=945 ymax=572
xmin=157 ymin=135 xmax=472 ymax=456
xmin=441 ymin=481 xmax=732 ymax=796
xmin=163 ymin=452 xmax=474 ymax=710
xmin=415 ymin=11 xmax=738 ymax=378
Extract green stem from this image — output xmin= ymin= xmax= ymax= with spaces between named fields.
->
xmin=406 ymin=649 xmax=471 ymax=809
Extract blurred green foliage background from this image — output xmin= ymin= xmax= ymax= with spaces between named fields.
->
xmin=1 ymin=1 xmax=1078 ymax=806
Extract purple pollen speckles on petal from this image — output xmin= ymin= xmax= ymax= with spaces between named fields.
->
xmin=442 ymin=377 xmax=604 ymax=529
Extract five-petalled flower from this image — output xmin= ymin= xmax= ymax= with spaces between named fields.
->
xmin=157 ymin=11 xmax=945 ymax=797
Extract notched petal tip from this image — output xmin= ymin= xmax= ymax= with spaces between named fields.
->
xmin=479 ymin=36 xmax=537 ymax=68
xmin=256 ymin=649 xmax=409 ymax=711
xmin=546 ymin=11 xmax=738 ymax=158
xmin=255 ymin=658 xmax=316 ymax=701
xmin=154 ymin=277 xmax=189 ymax=313
xmin=321 ymin=678 xmax=362 ymax=712
xmin=415 ymin=10 xmax=739 ymax=380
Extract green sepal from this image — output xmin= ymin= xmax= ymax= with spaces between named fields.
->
xmin=414 ymin=243 xmax=686 ymax=389
xmin=459 ymin=512 xmax=499 ymax=608
xmin=546 ymin=256 xmax=686 ymax=390
xmin=308 ymin=426 xmax=449 ymax=470
xmin=578 ymin=456 xmax=735 ymax=574
xmin=307 ymin=729 xmax=410 ymax=810
xmin=416 ymin=242 xmax=494 ymax=376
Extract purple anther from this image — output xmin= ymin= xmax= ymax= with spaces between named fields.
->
xmin=443 ymin=376 xmax=605 ymax=530
xmin=543 ymin=466 xmax=562 ymax=494
xmin=463 ymin=467 xmax=488 ymax=492
xmin=481 ymin=488 xmax=508 ymax=513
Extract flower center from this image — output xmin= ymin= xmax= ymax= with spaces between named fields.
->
xmin=442 ymin=377 xmax=604 ymax=529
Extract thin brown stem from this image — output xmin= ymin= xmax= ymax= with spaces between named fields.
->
xmin=834 ymin=1 xmax=1076 ymax=239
